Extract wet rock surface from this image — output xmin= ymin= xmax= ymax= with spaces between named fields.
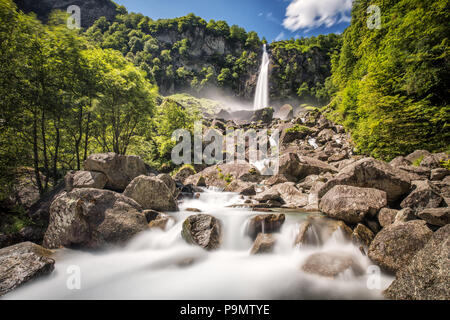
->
xmin=181 ymin=214 xmax=223 ymax=250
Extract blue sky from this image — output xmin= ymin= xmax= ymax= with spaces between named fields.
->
xmin=114 ymin=0 xmax=353 ymax=42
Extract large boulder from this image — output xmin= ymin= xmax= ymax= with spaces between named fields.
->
xmin=246 ymin=214 xmax=285 ymax=240
xmin=250 ymin=233 xmax=276 ymax=255
xmin=278 ymin=153 xmax=337 ymax=181
xmin=384 ymin=225 xmax=450 ymax=300
xmin=84 ymin=153 xmax=147 ymax=191
xmin=124 ymin=175 xmax=178 ymax=212
xmin=319 ymin=185 xmax=387 ymax=224
xmin=368 ymin=220 xmax=433 ymax=273
xmin=64 ymin=170 xmax=107 ymax=192
xmin=255 ymin=183 xmax=308 ymax=208
xmin=318 ymin=157 xmax=411 ymax=204
xmin=43 ymin=188 xmax=148 ymax=249
xmin=0 ymin=242 xmax=55 ymax=296
xmin=184 ymin=161 xmax=263 ymax=189
xmin=181 ymin=214 xmax=223 ymax=250
xmin=417 ymin=207 xmax=450 ymax=227
xmin=400 ymin=180 xmax=443 ymax=211
xmin=301 ymin=252 xmax=364 ymax=278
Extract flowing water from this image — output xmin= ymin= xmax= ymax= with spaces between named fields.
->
xmin=4 ymin=188 xmax=393 ymax=300
xmin=253 ymin=44 xmax=270 ymax=110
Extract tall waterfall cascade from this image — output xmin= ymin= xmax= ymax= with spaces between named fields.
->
xmin=253 ymin=44 xmax=270 ymax=110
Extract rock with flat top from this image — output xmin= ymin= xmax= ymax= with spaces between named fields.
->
xmin=84 ymin=153 xmax=147 ymax=191
xmin=0 ymin=242 xmax=55 ymax=296
xmin=319 ymin=185 xmax=387 ymax=224
xmin=318 ymin=157 xmax=411 ymax=204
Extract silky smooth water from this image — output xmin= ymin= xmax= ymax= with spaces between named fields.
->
xmin=253 ymin=44 xmax=270 ymax=110
xmin=4 ymin=188 xmax=393 ymax=300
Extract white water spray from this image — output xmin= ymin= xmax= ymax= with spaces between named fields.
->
xmin=253 ymin=44 xmax=270 ymax=110
xmin=4 ymin=188 xmax=393 ymax=300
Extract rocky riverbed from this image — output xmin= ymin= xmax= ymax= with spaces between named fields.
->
xmin=1 ymin=108 xmax=449 ymax=299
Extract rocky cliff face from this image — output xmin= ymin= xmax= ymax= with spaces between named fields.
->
xmin=14 ymin=0 xmax=118 ymax=28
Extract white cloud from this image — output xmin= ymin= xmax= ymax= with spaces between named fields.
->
xmin=283 ymin=0 xmax=353 ymax=31
xmin=258 ymin=12 xmax=263 ymax=17
xmin=274 ymin=31 xmax=285 ymax=41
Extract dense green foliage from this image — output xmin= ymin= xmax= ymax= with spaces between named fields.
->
xmin=270 ymin=34 xmax=342 ymax=105
xmin=328 ymin=0 xmax=449 ymax=160
xmin=0 ymin=0 xmax=161 ymax=200
xmin=85 ymin=12 xmax=263 ymax=96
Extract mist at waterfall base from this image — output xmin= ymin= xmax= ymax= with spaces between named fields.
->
xmin=5 ymin=189 xmax=393 ymax=300
xmin=254 ymin=44 xmax=270 ymax=111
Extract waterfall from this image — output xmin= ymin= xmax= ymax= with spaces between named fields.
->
xmin=253 ymin=44 xmax=270 ymax=110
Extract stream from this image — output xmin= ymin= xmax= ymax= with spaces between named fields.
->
xmin=4 ymin=188 xmax=394 ymax=300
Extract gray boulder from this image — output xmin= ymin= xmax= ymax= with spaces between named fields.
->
xmin=43 ymin=188 xmax=148 ymax=249
xmin=278 ymin=153 xmax=337 ymax=181
xmin=368 ymin=220 xmax=433 ymax=273
xmin=384 ymin=225 xmax=450 ymax=300
xmin=64 ymin=170 xmax=107 ymax=192
xmin=184 ymin=161 xmax=263 ymax=189
xmin=181 ymin=214 xmax=223 ymax=250
xmin=400 ymin=180 xmax=443 ymax=211
xmin=84 ymin=153 xmax=147 ymax=191
xmin=318 ymin=157 xmax=411 ymax=204
xmin=319 ymin=185 xmax=387 ymax=224
xmin=0 ymin=242 xmax=55 ymax=296
xmin=124 ymin=175 xmax=178 ymax=212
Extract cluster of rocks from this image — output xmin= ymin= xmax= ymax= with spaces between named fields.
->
xmin=0 ymin=152 xmax=200 ymax=296
xmin=1 ymin=107 xmax=448 ymax=300
xmin=182 ymin=108 xmax=450 ymax=299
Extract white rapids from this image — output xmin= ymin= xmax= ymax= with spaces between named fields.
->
xmin=4 ymin=188 xmax=393 ymax=300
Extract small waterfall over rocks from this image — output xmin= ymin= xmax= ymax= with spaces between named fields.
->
xmin=253 ymin=44 xmax=270 ymax=110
